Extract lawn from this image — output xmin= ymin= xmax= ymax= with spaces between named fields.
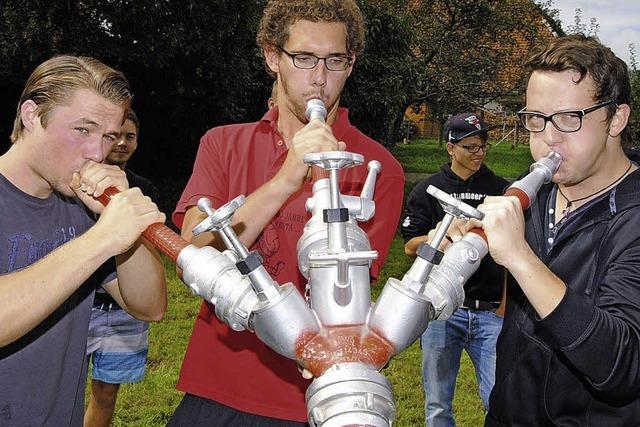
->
xmin=94 ymin=138 xmax=535 ymax=426
xmin=392 ymin=138 xmax=533 ymax=179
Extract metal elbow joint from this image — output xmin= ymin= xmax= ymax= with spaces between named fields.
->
xmin=177 ymin=245 xmax=258 ymax=332
xmin=424 ymin=232 xmax=487 ymax=320
xmin=251 ymin=282 xmax=321 ymax=360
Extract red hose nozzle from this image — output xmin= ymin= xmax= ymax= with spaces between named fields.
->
xmin=96 ymin=187 xmax=188 ymax=262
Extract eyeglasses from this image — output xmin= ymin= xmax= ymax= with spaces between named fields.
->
xmin=278 ymin=47 xmax=353 ymax=71
xmin=517 ymin=100 xmax=616 ymax=133
xmin=458 ymin=143 xmax=491 ymax=154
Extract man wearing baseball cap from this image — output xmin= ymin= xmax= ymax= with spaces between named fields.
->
xmin=401 ymin=112 xmax=508 ymax=426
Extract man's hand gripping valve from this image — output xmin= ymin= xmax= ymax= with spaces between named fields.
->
xmin=368 ymin=151 xmax=562 ymax=361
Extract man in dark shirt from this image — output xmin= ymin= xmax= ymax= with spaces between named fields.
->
xmin=84 ymin=109 xmax=160 ymax=427
xmin=453 ymin=35 xmax=640 ymax=425
xmin=402 ymin=113 xmax=508 ymax=426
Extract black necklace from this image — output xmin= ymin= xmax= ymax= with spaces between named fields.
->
xmin=558 ymin=162 xmax=633 ymax=216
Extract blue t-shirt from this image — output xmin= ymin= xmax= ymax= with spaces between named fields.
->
xmin=0 ymin=173 xmax=115 ymax=426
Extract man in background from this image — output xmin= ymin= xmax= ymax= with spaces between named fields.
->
xmin=84 ymin=109 xmax=160 ymax=427
xmin=402 ymin=113 xmax=507 ymax=426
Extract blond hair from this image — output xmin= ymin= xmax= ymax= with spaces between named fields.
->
xmin=11 ymin=55 xmax=132 ymax=143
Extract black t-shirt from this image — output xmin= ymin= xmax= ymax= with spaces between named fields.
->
xmin=401 ymin=163 xmax=509 ymax=302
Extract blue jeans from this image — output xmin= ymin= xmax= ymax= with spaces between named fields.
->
xmin=421 ymin=307 xmax=503 ymax=427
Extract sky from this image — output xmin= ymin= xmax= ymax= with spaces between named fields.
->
xmin=549 ymin=0 xmax=640 ymax=67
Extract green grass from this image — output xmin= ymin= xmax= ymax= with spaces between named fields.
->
xmin=392 ymin=138 xmax=533 ymax=178
xmin=90 ymin=139 xmax=533 ymax=425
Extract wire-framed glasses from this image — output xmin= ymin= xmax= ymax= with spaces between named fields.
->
xmin=279 ymin=47 xmax=353 ymax=71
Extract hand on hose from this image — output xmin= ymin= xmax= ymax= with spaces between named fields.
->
xmin=426 ymin=217 xmax=468 ymax=251
xmin=89 ymin=187 xmax=165 ymax=256
xmin=274 ymin=120 xmax=346 ymax=194
xmin=70 ymin=161 xmax=129 ymax=214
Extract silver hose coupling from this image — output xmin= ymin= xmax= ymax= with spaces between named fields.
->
xmin=306 ymin=363 xmax=396 ymax=427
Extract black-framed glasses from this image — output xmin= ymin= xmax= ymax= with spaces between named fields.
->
xmin=517 ymin=100 xmax=616 ymax=133
xmin=278 ymin=47 xmax=353 ymax=71
xmin=459 ymin=143 xmax=491 ymax=154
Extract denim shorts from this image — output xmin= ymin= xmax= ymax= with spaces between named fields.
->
xmin=86 ymin=304 xmax=149 ymax=384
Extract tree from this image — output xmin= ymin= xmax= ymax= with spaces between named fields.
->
xmin=1 ymin=0 xmax=561 ymax=171
xmin=0 ymin=0 xmax=269 ymax=178
xmin=0 ymin=1 xmax=105 ymax=149
xmin=0 ymin=1 xmax=416 ymax=155
xmin=400 ymin=0 xmax=561 ymax=139
xmin=344 ymin=0 xmax=419 ymax=147
xmin=567 ymin=8 xmax=599 ymax=37
xmin=565 ymin=8 xmax=637 ymax=147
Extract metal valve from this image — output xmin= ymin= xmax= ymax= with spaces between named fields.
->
xmin=353 ymin=160 xmax=381 ymax=221
xmin=427 ymin=186 xmax=484 ymax=220
xmin=403 ymin=186 xmax=485 ymax=287
xmin=192 ymin=195 xmax=281 ymax=302
xmin=304 ymin=151 xmax=364 ymax=170
xmin=425 ymin=185 xmax=484 ymax=251
xmin=193 ymin=195 xmax=248 ymax=257
xmin=361 ymin=160 xmax=381 ymax=201
xmin=305 ymin=151 xmax=363 ymax=211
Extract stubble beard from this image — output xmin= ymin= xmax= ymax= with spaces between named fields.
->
xmin=105 ymin=154 xmax=128 ymax=167
xmin=280 ymin=76 xmax=335 ymax=124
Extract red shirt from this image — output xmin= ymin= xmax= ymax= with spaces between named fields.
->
xmin=173 ymin=107 xmax=405 ymax=421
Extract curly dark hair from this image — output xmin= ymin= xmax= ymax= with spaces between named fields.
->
xmin=256 ymin=0 xmax=365 ymax=57
xmin=526 ymin=34 xmax=631 ymax=144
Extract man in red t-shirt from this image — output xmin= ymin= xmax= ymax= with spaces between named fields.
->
xmin=170 ymin=1 xmax=405 ymax=425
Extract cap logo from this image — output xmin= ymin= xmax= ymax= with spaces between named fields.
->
xmin=465 ymin=115 xmax=482 ymax=130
